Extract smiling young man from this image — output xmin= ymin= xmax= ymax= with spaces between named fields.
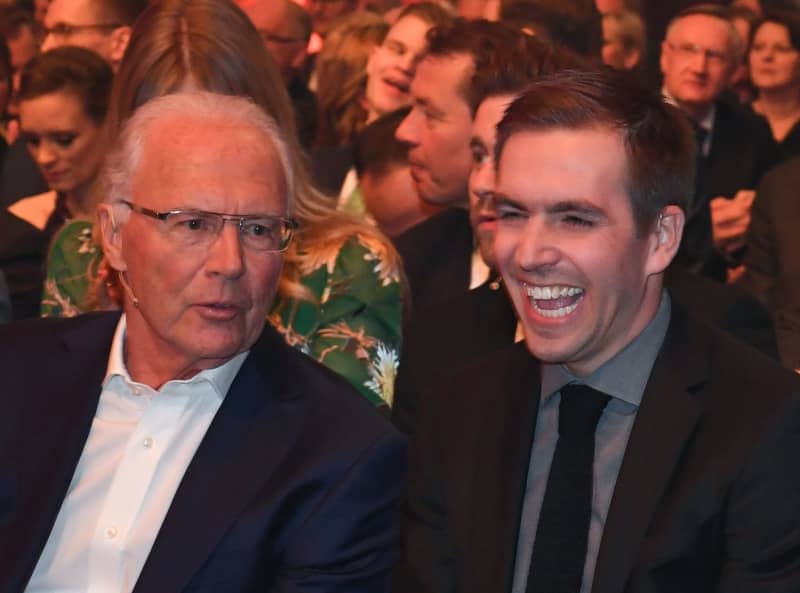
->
xmin=393 ymin=68 xmax=800 ymax=593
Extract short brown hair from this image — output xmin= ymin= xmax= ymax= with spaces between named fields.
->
xmin=500 ymin=0 xmax=602 ymax=58
xmin=424 ymin=19 xmax=557 ymax=115
xmin=92 ymin=0 xmax=148 ymax=26
xmin=666 ymin=3 xmax=743 ymax=59
xmin=19 ymin=46 xmax=113 ymax=124
xmin=495 ymin=68 xmax=695 ymax=234
xmin=754 ymin=7 xmax=800 ymax=52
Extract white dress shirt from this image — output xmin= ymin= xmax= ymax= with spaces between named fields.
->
xmin=26 ymin=316 xmax=248 ymax=593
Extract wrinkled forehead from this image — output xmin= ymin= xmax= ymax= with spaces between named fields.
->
xmin=46 ymin=0 xmax=102 ymax=23
xmin=135 ymin=116 xmax=289 ymax=202
xmin=666 ymin=13 xmax=736 ymax=51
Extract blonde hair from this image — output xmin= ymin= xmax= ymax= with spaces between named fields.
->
xmin=101 ymin=0 xmax=401 ymax=304
xmin=314 ymin=13 xmax=389 ymax=147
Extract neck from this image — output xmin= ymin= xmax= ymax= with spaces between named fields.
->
xmin=122 ymin=308 xmax=228 ymax=389
xmin=754 ymin=85 xmax=800 ymax=118
xmin=680 ymin=100 xmax=714 ymax=124
xmin=65 ymin=182 xmax=95 ymax=219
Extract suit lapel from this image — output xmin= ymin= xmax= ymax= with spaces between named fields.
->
xmin=466 ymin=344 xmax=541 ymax=593
xmin=591 ymin=306 xmax=708 ymax=593
xmin=0 ymin=313 xmax=118 ymax=593
xmin=133 ymin=326 xmax=307 ymax=593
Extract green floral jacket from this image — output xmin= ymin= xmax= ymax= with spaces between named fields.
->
xmin=41 ymin=223 xmax=402 ymax=409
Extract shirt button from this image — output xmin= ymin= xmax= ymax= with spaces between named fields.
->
xmin=106 ymin=526 xmax=118 ymax=539
xmin=132 ymin=386 xmax=141 ymax=396
xmin=143 ymin=437 xmax=153 ymax=448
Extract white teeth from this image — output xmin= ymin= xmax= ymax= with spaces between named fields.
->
xmin=533 ymin=301 xmax=580 ymax=318
xmin=525 ymin=285 xmax=583 ymax=300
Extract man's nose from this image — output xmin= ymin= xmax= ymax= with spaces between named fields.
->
xmin=395 ymin=108 xmax=420 ymax=147
xmin=516 ymin=220 xmax=561 ymax=273
xmin=206 ymin=223 xmax=246 ymax=279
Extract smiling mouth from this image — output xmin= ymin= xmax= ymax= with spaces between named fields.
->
xmin=383 ymin=77 xmax=409 ymax=94
xmin=526 ymin=284 xmax=584 ymax=318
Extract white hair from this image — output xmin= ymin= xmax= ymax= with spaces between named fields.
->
xmin=103 ymin=91 xmax=295 ymax=217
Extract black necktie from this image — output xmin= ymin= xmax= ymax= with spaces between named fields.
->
xmin=690 ymin=123 xmax=708 ymax=216
xmin=524 ymin=383 xmax=611 ymax=593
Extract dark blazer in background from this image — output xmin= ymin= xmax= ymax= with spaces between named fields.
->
xmin=0 ymin=270 xmax=9 ymax=323
xmin=0 ymin=141 xmax=47 ymax=209
xmin=310 ymin=144 xmax=353 ymax=197
xmin=740 ymin=156 xmax=800 ymax=368
xmin=679 ymin=99 xmax=774 ymax=280
xmin=393 ymin=207 xmax=473 ymax=316
xmin=0 ymin=312 xmax=406 ymax=593
xmin=392 ymin=304 xmax=800 ymax=593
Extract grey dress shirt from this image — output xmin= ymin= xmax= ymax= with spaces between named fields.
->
xmin=511 ymin=292 xmax=671 ymax=593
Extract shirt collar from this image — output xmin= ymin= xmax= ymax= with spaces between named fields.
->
xmin=103 ymin=314 xmax=249 ymax=399
xmin=661 ymin=88 xmax=716 ymax=132
xmin=541 ymin=291 xmax=672 ymax=408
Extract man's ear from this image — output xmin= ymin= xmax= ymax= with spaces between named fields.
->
xmin=623 ymin=48 xmax=641 ymax=71
xmin=97 ymin=204 xmax=127 ymax=272
xmin=645 ymin=204 xmax=685 ymax=276
xmin=108 ymin=25 xmax=132 ymax=68
xmin=290 ymin=46 xmax=309 ymax=73
xmin=659 ymin=40 xmax=669 ymax=75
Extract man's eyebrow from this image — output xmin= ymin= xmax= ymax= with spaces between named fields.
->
xmin=492 ymin=192 xmax=525 ymax=210
xmin=547 ymin=200 xmax=607 ymax=218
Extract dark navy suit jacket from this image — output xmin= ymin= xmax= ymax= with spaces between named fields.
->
xmin=0 ymin=312 xmax=406 ymax=593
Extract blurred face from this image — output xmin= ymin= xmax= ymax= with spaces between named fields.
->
xmin=749 ymin=21 xmax=800 ymax=92
xmin=494 ymin=127 xmax=665 ymax=377
xmin=469 ymin=94 xmax=512 ymax=269
xmin=42 ymin=0 xmax=119 ymax=62
xmin=8 ymin=25 xmax=38 ymax=98
xmin=240 ymin=0 xmax=307 ymax=82
xmin=306 ymin=0 xmax=356 ymax=37
xmin=19 ymin=91 xmax=102 ymax=194
xmin=361 ymin=164 xmax=443 ymax=236
xmin=660 ymin=14 xmax=737 ymax=119
xmin=104 ymin=116 xmax=287 ymax=378
xmin=365 ymin=15 xmax=432 ymax=118
xmin=395 ymin=53 xmax=474 ymax=207
xmin=602 ymin=18 xmax=639 ymax=71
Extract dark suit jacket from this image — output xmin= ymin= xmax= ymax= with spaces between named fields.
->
xmin=0 ymin=312 xmax=406 ymax=593
xmin=739 ymin=156 xmax=800 ymax=369
xmin=393 ymin=207 xmax=472 ymax=316
xmin=392 ymin=278 xmax=518 ymax=434
xmin=678 ymin=99 xmax=774 ymax=280
xmin=392 ymin=267 xmax=777 ymax=436
xmin=392 ymin=304 xmax=800 ymax=593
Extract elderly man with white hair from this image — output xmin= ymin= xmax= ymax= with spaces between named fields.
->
xmin=0 ymin=91 xmax=405 ymax=593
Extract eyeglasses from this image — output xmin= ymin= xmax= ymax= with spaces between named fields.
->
xmin=667 ymin=42 xmax=731 ymax=66
xmin=43 ymin=22 xmax=123 ymax=38
xmin=120 ymin=201 xmax=298 ymax=252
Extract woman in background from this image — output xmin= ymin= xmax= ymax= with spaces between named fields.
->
xmin=313 ymin=12 xmax=388 ymax=149
xmin=48 ymin=0 xmax=404 ymax=409
xmin=0 ymin=46 xmax=111 ymax=319
xmin=749 ymin=8 xmax=800 ymax=162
